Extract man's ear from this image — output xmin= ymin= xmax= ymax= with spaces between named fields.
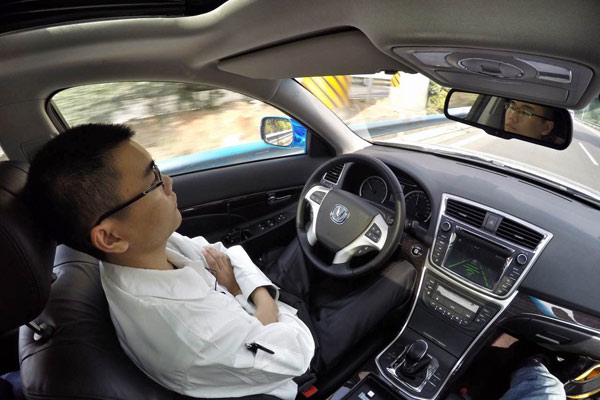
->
xmin=90 ymin=222 xmax=129 ymax=254
xmin=540 ymin=121 xmax=555 ymax=136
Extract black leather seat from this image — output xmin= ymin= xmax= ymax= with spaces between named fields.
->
xmin=0 ymin=161 xmax=55 ymax=335
xmin=19 ymin=245 xmax=185 ymax=399
xmin=21 ymin=245 xmax=279 ymax=400
xmin=0 ymin=161 xmax=55 ymax=400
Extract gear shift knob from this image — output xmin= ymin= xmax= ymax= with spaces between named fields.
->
xmin=406 ymin=339 xmax=428 ymax=364
xmin=396 ymin=339 xmax=430 ymax=378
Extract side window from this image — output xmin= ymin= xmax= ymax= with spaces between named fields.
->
xmin=51 ymin=82 xmax=307 ymax=175
xmin=0 ymin=146 xmax=7 ymax=162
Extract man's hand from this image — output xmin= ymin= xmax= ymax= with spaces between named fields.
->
xmin=251 ymin=287 xmax=279 ymax=325
xmin=202 ymin=247 xmax=242 ymax=296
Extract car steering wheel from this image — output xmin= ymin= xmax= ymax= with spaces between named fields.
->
xmin=297 ymin=153 xmax=405 ymax=278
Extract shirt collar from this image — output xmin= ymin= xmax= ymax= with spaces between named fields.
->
xmin=166 ymin=247 xmax=193 ymax=269
xmin=100 ymin=254 xmax=210 ymax=300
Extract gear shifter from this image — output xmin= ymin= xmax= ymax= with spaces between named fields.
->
xmin=397 ymin=339 xmax=430 ymax=377
xmin=386 ymin=339 xmax=438 ymax=392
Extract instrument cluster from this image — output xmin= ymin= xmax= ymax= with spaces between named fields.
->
xmin=344 ymin=165 xmax=432 ymax=226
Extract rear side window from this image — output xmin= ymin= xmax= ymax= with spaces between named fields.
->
xmin=0 ymin=146 xmax=7 ymax=161
xmin=51 ymin=82 xmax=306 ymax=175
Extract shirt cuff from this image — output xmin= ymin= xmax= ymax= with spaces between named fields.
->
xmin=227 ymin=245 xmax=280 ymax=302
xmin=234 ymin=294 xmax=256 ymax=314
xmin=238 ymin=279 xmax=280 ymax=304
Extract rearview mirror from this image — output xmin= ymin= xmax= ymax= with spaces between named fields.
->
xmin=444 ymin=90 xmax=572 ymax=150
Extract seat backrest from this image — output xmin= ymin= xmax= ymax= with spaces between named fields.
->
xmin=19 ymin=245 xmax=280 ymax=400
xmin=0 ymin=161 xmax=55 ymax=334
xmin=19 ymin=245 xmax=177 ymax=400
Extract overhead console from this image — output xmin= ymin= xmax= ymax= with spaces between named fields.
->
xmin=376 ymin=194 xmax=553 ymax=399
xmin=391 ymin=47 xmax=594 ymax=108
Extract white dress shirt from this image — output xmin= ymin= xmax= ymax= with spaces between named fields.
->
xmin=99 ymin=232 xmax=315 ymax=399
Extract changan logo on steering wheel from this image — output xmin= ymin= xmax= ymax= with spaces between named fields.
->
xmin=330 ymin=204 xmax=350 ymax=224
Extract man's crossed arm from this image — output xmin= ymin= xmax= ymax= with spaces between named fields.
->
xmin=202 ymin=246 xmax=279 ymax=325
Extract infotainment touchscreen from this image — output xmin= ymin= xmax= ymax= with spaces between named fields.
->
xmin=443 ymin=230 xmax=512 ymax=290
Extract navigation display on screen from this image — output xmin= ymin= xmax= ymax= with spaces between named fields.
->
xmin=443 ymin=232 xmax=511 ymax=290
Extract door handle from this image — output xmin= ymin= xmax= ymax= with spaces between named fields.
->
xmin=267 ymin=193 xmax=291 ymax=205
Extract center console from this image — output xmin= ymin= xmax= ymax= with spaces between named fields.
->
xmin=374 ymin=194 xmax=552 ymax=399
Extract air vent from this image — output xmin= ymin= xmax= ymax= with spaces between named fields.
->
xmin=445 ymin=199 xmax=486 ymax=227
xmin=496 ymin=219 xmax=544 ymax=250
xmin=323 ymin=164 xmax=344 ymax=185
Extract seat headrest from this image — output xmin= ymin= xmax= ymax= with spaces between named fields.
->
xmin=0 ymin=161 xmax=55 ymax=333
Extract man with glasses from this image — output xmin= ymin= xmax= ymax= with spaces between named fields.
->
xmin=504 ymin=100 xmax=556 ymax=141
xmin=25 ymin=123 xmax=413 ymax=400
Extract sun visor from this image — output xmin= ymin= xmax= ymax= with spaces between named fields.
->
xmin=218 ymin=30 xmax=413 ymax=79
xmin=392 ymin=47 xmax=593 ymax=108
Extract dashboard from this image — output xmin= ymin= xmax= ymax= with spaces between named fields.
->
xmin=334 ymin=146 xmax=600 ymax=364
xmin=334 ymin=146 xmax=600 ymax=398
xmin=355 ymin=145 xmax=600 ymax=316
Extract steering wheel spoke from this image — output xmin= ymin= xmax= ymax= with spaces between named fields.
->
xmin=304 ymin=185 xmax=331 ymax=246
xmin=332 ymin=213 xmax=389 ymax=264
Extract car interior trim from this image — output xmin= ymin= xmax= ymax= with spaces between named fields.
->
xmin=178 ymin=185 xmax=305 ymax=216
xmin=522 ymin=314 xmax=600 ymax=341
xmin=506 ymin=294 xmax=600 ymax=337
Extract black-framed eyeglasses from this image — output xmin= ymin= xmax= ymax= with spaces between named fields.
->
xmin=504 ymin=101 xmax=551 ymax=121
xmin=95 ymin=162 xmax=163 ymax=226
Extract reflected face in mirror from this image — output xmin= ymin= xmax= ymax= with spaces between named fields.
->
xmin=504 ymin=100 xmax=555 ymax=140
xmin=445 ymin=90 xmax=571 ymax=150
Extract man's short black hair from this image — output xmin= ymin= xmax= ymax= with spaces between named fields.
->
xmin=25 ymin=123 xmax=135 ymax=258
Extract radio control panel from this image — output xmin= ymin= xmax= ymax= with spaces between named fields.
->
xmin=422 ymin=274 xmax=499 ymax=331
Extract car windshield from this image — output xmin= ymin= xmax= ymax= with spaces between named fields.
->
xmin=297 ymin=72 xmax=600 ymax=201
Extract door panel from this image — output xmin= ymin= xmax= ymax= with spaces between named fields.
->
xmin=173 ymin=154 xmax=330 ymax=258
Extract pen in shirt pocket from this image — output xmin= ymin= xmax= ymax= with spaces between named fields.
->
xmin=245 ymin=342 xmax=275 ymax=355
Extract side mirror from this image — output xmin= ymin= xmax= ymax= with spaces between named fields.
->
xmin=260 ymin=117 xmax=294 ymax=147
xmin=444 ymin=89 xmax=572 ymax=150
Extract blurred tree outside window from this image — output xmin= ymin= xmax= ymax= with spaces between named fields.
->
xmin=51 ymin=82 xmax=306 ymax=174
xmin=576 ymin=98 xmax=600 ymax=126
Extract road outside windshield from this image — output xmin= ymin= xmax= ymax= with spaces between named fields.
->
xmin=298 ymin=73 xmax=600 ymax=200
